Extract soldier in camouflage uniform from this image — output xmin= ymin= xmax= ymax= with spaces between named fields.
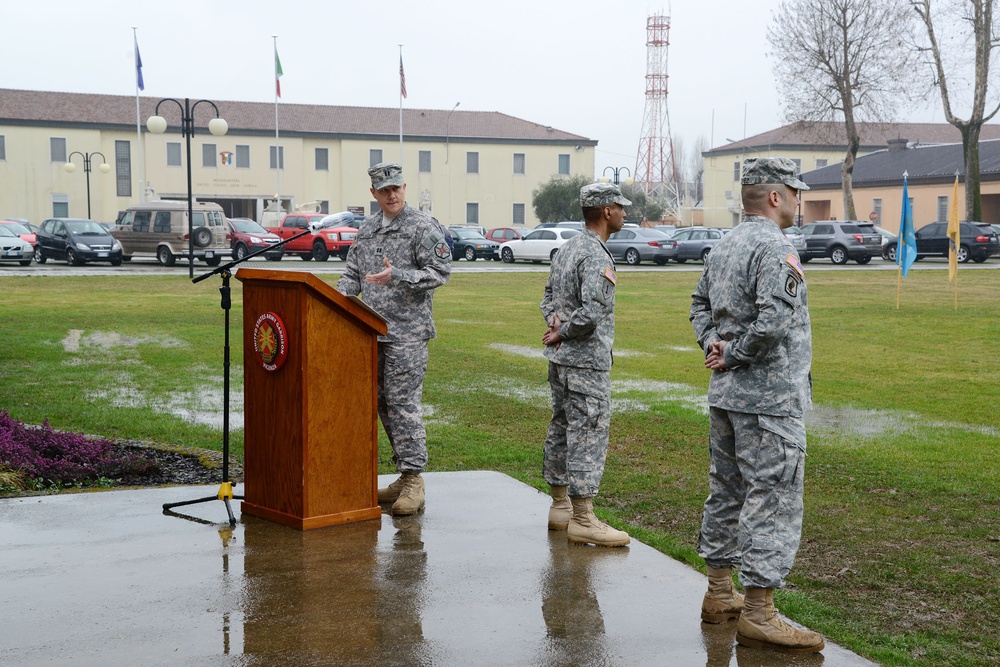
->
xmin=337 ymin=162 xmax=452 ymax=516
xmin=689 ymin=157 xmax=824 ymax=653
xmin=539 ymin=182 xmax=630 ymax=548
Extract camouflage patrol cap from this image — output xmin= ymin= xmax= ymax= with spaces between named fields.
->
xmin=368 ymin=162 xmax=404 ymax=190
xmin=741 ymin=157 xmax=810 ymax=191
xmin=580 ymin=182 xmax=633 ymax=208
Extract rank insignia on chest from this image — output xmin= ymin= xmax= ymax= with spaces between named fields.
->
xmin=434 ymin=242 xmax=450 ymax=259
xmin=375 ymin=246 xmax=384 ymax=256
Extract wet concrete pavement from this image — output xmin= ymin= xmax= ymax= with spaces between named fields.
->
xmin=0 ymin=472 xmax=876 ymax=666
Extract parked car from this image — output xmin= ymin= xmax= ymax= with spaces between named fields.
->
xmin=0 ymin=220 xmax=37 ymax=249
xmin=884 ymin=221 xmax=999 ymax=263
xmin=606 ymin=228 xmax=672 ymax=265
xmin=664 ymin=227 xmax=726 ymax=263
xmin=485 ymin=227 xmax=524 ymax=244
xmin=554 ymin=221 xmax=583 ymax=230
xmin=797 ymin=220 xmax=882 ymax=264
xmin=35 ymin=218 xmax=123 ymax=266
xmin=450 ymin=228 xmax=500 ymax=261
xmin=0 ymin=225 xmax=33 ymax=266
xmin=500 ymin=228 xmax=580 ymax=263
xmin=654 ymin=224 xmax=677 ymax=237
xmin=783 ymin=226 xmax=807 ymax=254
xmin=112 ymin=200 xmax=230 ymax=266
xmin=448 ymin=224 xmax=487 ymax=237
xmin=872 ymin=225 xmax=898 ymax=258
xmin=227 ymin=218 xmax=284 ymax=261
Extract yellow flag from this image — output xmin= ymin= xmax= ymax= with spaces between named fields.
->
xmin=947 ymin=175 xmax=960 ymax=281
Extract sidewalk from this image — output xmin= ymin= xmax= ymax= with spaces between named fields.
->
xmin=0 ymin=471 xmax=876 ymax=666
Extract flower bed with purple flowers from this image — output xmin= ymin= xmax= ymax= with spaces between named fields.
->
xmin=0 ymin=411 xmax=186 ymax=493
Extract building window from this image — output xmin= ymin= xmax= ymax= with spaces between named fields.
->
xmin=370 ymin=201 xmax=379 ymax=215
xmin=513 ymin=203 xmax=525 ymax=225
xmin=270 ymin=146 xmax=284 ymax=170
xmin=370 ymin=149 xmax=383 ymax=167
xmin=873 ymin=198 xmax=882 ymax=224
xmin=467 ymin=152 xmax=479 ymax=174
xmin=52 ymin=194 xmax=69 ymax=218
xmin=114 ymin=140 xmax=132 ymax=198
xmin=558 ymin=154 xmax=570 ymax=175
xmin=734 ymin=161 xmax=741 ymax=181
xmin=167 ymin=142 xmax=182 ymax=167
xmin=467 ymin=203 xmax=479 ymax=224
xmin=51 ymin=137 xmax=67 ymax=163
xmin=937 ymin=196 xmax=949 ymax=221
xmin=419 ymin=150 xmax=431 ymax=173
xmin=513 ymin=153 xmax=526 ymax=175
xmin=791 ymin=158 xmax=801 ymax=174
xmin=315 ymin=147 xmax=329 ymax=171
xmin=202 ymin=143 xmax=217 ymax=168
xmin=236 ymin=145 xmax=250 ymax=169
xmin=319 ymin=200 xmax=329 ymax=214
xmin=0 ymin=135 xmax=5 ymax=160
xmin=816 ymin=158 xmax=828 ymax=169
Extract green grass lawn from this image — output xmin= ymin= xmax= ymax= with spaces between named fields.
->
xmin=2 ymin=269 xmax=998 ymax=666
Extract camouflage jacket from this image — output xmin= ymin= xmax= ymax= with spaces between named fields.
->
xmin=540 ymin=229 xmax=617 ymax=371
xmin=337 ymin=203 xmax=451 ymax=342
xmin=689 ymin=215 xmax=812 ymax=417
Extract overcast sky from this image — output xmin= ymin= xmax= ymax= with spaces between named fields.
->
xmin=7 ymin=0 xmax=951 ymax=177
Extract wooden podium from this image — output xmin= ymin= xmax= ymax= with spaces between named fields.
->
xmin=235 ymin=269 xmax=387 ymax=530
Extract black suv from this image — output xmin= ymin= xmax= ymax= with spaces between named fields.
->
xmin=884 ymin=221 xmax=999 ymax=263
xmin=798 ymin=221 xmax=883 ymax=264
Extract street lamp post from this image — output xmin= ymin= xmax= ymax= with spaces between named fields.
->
xmin=602 ymin=166 xmax=632 ymax=185
xmin=64 ymin=152 xmax=111 ymax=220
xmin=147 ymin=98 xmax=228 ymax=278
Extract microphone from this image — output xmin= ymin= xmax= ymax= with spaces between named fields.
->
xmin=311 ymin=211 xmax=354 ymax=231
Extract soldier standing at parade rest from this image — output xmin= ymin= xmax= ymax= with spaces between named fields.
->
xmin=690 ymin=157 xmax=824 ymax=653
xmin=540 ymin=182 xmax=630 ymax=548
xmin=337 ymin=162 xmax=452 ymax=516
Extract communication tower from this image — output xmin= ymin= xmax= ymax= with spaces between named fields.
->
xmin=635 ymin=14 xmax=681 ymax=221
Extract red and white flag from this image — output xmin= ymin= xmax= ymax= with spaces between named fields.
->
xmin=399 ymin=55 xmax=407 ymax=99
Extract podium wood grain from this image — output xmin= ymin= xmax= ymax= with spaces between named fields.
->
xmin=236 ymin=269 xmax=388 ymax=530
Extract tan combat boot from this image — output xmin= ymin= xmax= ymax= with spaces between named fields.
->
xmin=736 ymin=588 xmax=824 ymax=653
xmin=567 ymin=497 xmax=630 ymax=547
xmin=390 ymin=472 xmax=425 ymax=516
xmin=378 ymin=475 xmax=407 ymax=503
xmin=547 ymin=485 xmax=572 ymax=531
xmin=701 ymin=566 xmax=745 ymax=624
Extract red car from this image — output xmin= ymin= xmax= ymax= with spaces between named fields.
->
xmin=226 ymin=218 xmax=283 ymax=261
xmin=485 ymin=227 xmax=525 ymax=244
xmin=0 ymin=220 xmax=37 ymax=250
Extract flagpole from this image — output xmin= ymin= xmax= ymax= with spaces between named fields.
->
xmin=274 ymin=35 xmax=281 ymax=218
xmin=399 ymin=44 xmax=404 ymax=165
xmin=133 ymin=27 xmax=145 ymax=203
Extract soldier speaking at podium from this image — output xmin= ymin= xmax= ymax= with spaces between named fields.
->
xmin=337 ymin=162 xmax=452 ymax=515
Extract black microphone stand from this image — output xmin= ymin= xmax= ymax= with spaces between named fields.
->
xmin=162 ymin=226 xmax=319 ymax=526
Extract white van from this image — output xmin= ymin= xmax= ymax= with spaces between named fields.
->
xmin=112 ymin=200 xmax=231 ymax=266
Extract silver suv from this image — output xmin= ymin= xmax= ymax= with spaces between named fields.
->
xmin=798 ymin=221 xmax=882 ymax=265
xmin=664 ymin=227 xmax=727 ymax=263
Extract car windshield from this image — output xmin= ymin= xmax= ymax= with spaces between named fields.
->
xmin=0 ymin=226 xmax=16 ymax=238
xmin=783 ymin=228 xmax=802 ymax=235
xmin=64 ymin=220 xmax=107 ymax=235
xmin=453 ymin=229 xmax=487 ymax=240
xmin=231 ymin=219 xmax=267 ymax=233
xmin=1 ymin=222 xmax=30 ymax=235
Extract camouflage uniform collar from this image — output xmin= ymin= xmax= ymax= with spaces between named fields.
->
xmin=742 ymin=214 xmax=780 ymax=229
xmin=581 ymin=227 xmax=616 ymax=263
xmin=378 ymin=203 xmax=412 ymax=230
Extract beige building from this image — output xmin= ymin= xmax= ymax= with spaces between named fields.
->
xmin=0 ymin=89 xmax=596 ymax=227
xmin=801 ymin=139 xmax=1000 ymax=231
xmin=702 ymin=121 xmax=1000 ymax=228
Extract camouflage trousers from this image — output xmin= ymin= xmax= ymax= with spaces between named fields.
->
xmin=378 ymin=340 xmax=429 ymax=473
xmin=543 ymin=363 xmax=611 ymax=498
xmin=698 ymin=407 xmax=805 ymax=589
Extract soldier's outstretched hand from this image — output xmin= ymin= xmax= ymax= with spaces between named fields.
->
xmin=365 ymin=257 xmax=393 ymax=286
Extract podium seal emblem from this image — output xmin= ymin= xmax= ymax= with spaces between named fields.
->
xmin=253 ymin=312 xmax=288 ymax=372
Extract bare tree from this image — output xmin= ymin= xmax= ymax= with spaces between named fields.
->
xmin=913 ymin=0 xmax=1000 ymax=221
xmin=690 ymin=134 xmax=709 ymax=204
xmin=770 ymin=0 xmax=919 ymax=220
